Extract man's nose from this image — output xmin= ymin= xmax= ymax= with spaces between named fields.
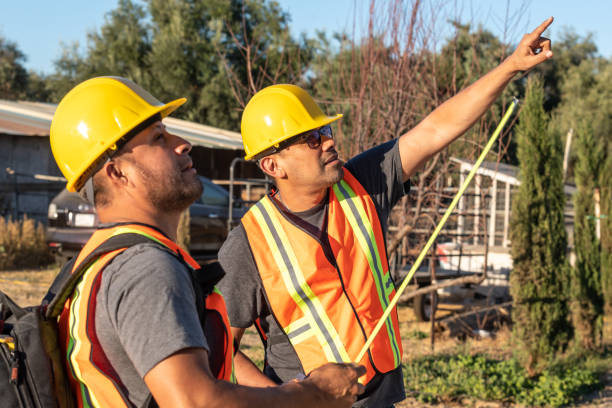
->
xmin=321 ymin=134 xmax=335 ymax=151
xmin=171 ymin=133 xmax=192 ymax=155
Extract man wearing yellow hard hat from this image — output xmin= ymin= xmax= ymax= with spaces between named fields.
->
xmin=49 ymin=76 xmax=365 ymax=407
xmin=218 ymin=18 xmax=555 ymax=407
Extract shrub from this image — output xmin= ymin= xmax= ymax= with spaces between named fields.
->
xmin=403 ymin=353 xmax=601 ymax=407
xmin=0 ymin=216 xmax=53 ymax=269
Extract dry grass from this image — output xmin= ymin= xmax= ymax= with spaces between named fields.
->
xmin=0 ymin=217 xmax=54 ymax=270
xmin=0 ymin=267 xmax=59 ymax=305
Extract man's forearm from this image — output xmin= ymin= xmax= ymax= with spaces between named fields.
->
xmin=398 ymin=17 xmax=554 ymax=180
xmin=418 ymin=58 xmax=518 ymax=150
xmin=399 ymin=58 xmax=518 ymax=178
xmin=234 ymin=350 xmax=277 ymax=387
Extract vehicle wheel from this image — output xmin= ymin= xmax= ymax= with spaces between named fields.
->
xmin=413 ymin=291 xmax=438 ymax=322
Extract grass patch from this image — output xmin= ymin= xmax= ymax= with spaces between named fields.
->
xmin=403 ymin=351 xmax=606 ymax=407
xmin=405 ymin=329 xmax=428 ymax=340
xmin=0 ymin=267 xmax=59 ymax=305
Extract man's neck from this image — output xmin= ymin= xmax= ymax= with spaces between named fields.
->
xmin=274 ymin=183 xmax=328 ymax=213
xmin=97 ymin=205 xmax=181 ymax=242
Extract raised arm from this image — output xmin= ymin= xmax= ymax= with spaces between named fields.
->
xmin=398 ymin=17 xmax=554 ymax=181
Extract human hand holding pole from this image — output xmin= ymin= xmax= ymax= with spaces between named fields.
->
xmin=300 ymin=362 xmax=366 ymax=407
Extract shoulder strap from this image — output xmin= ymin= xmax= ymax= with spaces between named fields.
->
xmin=0 ymin=289 xmax=27 ymax=321
xmin=42 ymin=233 xmax=227 ymax=320
xmin=43 ymin=233 xmax=159 ymax=319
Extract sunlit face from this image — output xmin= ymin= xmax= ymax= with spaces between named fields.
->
xmin=116 ymin=121 xmax=203 ymax=213
xmin=276 ymin=126 xmax=344 ymax=189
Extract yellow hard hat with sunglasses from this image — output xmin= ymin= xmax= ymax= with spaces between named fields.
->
xmin=240 ymin=84 xmax=342 ymax=160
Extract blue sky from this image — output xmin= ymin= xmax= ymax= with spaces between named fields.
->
xmin=1 ymin=1 xmax=610 ymax=74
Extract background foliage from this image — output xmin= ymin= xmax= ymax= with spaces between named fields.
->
xmin=509 ymin=76 xmax=571 ymax=375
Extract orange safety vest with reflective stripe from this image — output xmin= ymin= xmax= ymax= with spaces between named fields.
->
xmin=241 ymin=169 xmax=403 ymax=383
xmin=57 ymin=224 xmax=234 ymax=408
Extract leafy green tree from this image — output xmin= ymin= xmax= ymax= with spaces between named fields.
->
xmin=534 ymin=28 xmax=598 ymax=112
xmin=510 ymin=76 xmax=570 ymax=375
xmin=0 ymin=35 xmax=29 ymax=100
xmin=49 ymin=0 xmax=151 ymax=101
xmin=50 ymin=0 xmax=313 ymax=131
xmin=570 ymin=120 xmax=604 ymax=350
xmin=555 ymin=57 xmax=611 ymax=315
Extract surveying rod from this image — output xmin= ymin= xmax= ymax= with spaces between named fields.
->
xmin=355 ymin=97 xmax=519 ymax=363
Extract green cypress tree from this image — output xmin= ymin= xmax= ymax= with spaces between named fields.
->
xmin=510 ymin=76 xmax=571 ymax=375
xmin=570 ymin=120 xmax=604 ymax=350
xmin=601 ymin=148 xmax=612 ymax=314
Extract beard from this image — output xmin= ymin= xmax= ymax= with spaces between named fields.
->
xmin=132 ymin=160 xmax=203 ymax=213
xmin=323 ymin=159 xmax=345 ymax=186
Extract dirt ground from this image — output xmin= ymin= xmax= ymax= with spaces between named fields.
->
xmin=1 ymin=267 xmax=610 ymax=407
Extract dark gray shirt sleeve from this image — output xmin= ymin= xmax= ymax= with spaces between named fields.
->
xmin=97 ymin=243 xmax=209 ymax=379
xmin=345 ymin=138 xmax=409 ymax=212
xmin=217 ymin=225 xmax=266 ymax=328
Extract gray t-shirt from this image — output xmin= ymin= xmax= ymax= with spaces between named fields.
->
xmin=218 ymin=139 xmax=409 ymax=408
xmin=94 ymin=242 xmax=209 ymax=407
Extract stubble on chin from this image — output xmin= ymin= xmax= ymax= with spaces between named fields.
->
xmin=135 ymin=162 xmax=203 ymax=213
xmin=328 ymin=161 xmax=345 ymax=185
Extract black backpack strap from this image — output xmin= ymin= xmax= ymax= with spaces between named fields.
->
xmin=43 ymin=233 xmax=160 ymax=319
xmin=190 ymin=262 xmax=225 ymax=298
xmin=43 ymin=233 xmax=227 ymax=320
xmin=0 ymin=290 xmax=26 ymax=321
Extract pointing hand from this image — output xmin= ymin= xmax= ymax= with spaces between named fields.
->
xmin=509 ymin=17 xmax=554 ymax=72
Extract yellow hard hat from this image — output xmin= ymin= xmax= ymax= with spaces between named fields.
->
xmin=50 ymin=76 xmax=186 ymax=192
xmin=240 ymin=84 xmax=342 ymax=160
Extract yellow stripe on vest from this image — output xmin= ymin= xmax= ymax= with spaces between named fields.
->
xmin=332 ymin=180 xmax=401 ymax=367
xmin=285 ymin=316 xmax=312 ymax=345
xmin=68 ymin=259 xmax=112 ymax=408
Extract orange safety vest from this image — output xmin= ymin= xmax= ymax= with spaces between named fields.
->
xmin=57 ymin=224 xmax=234 ymax=408
xmin=241 ymin=169 xmax=403 ymax=383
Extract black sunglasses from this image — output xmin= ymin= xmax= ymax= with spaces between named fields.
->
xmin=293 ymin=125 xmax=333 ymax=149
xmin=254 ymin=125 xmax=334 ymax=161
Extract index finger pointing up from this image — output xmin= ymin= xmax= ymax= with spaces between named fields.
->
xmin=530 ymin=16 xmax=554 ymax=39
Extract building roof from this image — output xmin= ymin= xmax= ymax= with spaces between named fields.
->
xmin=451 ymin=157 xmax=577 ymax=195
xmin=0 ymin=99 xmax=244 ymax=150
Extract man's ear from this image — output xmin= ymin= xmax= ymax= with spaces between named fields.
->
xmin=103 ymin=160 xmax=127 ymax=186
xmin=259 ymin=155 xmax=286 ymax=179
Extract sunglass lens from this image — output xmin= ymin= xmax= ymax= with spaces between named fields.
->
xmin=305 ymin=132 xmax=320 ymax=149
xmin=319 ymin=125 xmax=332 ymax=138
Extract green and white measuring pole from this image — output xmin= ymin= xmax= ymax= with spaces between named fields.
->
xmin=355 ymin=98 xmax=519 ymax=363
